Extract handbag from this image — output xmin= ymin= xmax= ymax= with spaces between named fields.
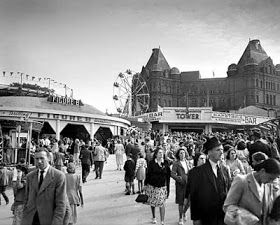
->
xmin=135 ymin=193 xmax=148 ymax=203
xmin=224 ymin=205 xmax=259 ymax=225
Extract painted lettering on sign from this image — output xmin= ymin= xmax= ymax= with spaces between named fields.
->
xmin=244 ymin=116 xmax=257 ymax=125
xmin=48 ymin=95 xmax=83 ymax=106
xmin=176 ymin=113 xmax=199 ymax=119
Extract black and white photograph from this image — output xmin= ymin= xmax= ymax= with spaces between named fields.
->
xmin=0 ymin=0 xmax=280 ymax=225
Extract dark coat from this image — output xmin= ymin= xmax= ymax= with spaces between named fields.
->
xmin=79 ymin=148 xmax=93 ymax=166
xmin=171 ymin=160 xmax=189 ymax=205
xmin=188 ymin=160 xmax=231 ymax=225
xmin=145 ymin=159 xmax=171 ymax=196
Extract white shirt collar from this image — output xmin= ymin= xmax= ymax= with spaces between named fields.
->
xmin=155 ymin=158 xmax=164 ymax=165
xmin=252 ymin=172 xmax=264 ymax=199
xmin=209 ymin=159 xmax=218 ymax=177
xmin=38 ymin=164 xmax=50 ymax=179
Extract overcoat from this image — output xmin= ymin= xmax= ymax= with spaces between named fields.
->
xmin=223 ymin=173 xmax=277 ymax=225
xmin=189 ymin=160 xmax=231 ymax=225
xmin=171 ymin=160 xmax=190 ymax=205
xmin=21 ymin=166 xmax=66 ymax=225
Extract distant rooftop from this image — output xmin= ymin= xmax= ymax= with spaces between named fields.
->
xmin=0 ymin=96 xmax=105 ymax=115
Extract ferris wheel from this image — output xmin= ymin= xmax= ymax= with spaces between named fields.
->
xmin=113 ymin=69 xmax=150 ymax=117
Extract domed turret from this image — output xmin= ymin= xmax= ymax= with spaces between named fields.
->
xmin=170 ymin=67 xmax=180 ymax=75
xmin=227 ymin=63 xmax=237 ymax=77
xmin=276 ymin=64 xmax=280 ymax=71
xmin=228 ymin=64 xmax=237 ymax=71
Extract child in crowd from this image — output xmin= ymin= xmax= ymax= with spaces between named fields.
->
xmin=12 ymin=164 xmax=28 ymax=225
xmin=135 ymin=153 xmax=147 ymax=193
xmin=123 ymin=153 xmax=135 ymax=195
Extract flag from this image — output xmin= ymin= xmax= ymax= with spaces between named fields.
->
xmin=26 ymin=75 xmax=29 ymax=79
xmin=32 ymin=76 xmax=35 ymax=80
xmin=2 ymin=71 xmax=5 ymax=76
xmin=38 ymin=78 xmax=41 ymax=81
xmin=64 ymin=84 xmax=67 ymax=88
xmin=10 ymin=72 xmax=13 ymax=76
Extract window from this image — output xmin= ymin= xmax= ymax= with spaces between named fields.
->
xmin=256 ymin=95 xmax=259 ymax=103
xmin=266 ymin=94 xmax=269 ymax=104
xmin=260 ymin=80 xmax=263 ymax=88
xmin=273 ymin=95 xmax=276 ymax=105
xmin=256 ymin=79 xmax=259 ymax=87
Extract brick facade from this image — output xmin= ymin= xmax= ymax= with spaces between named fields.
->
xmin=139 ymin=40 xmax=280 ymax=114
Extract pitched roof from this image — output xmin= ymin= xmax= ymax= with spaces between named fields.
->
xmin=237 ymin=40 xmax=269 ymax=66
xmin=145 ymin=48 xmax=170 ymax=71
xmin=0 ymin=96 xmax=105 ymax=115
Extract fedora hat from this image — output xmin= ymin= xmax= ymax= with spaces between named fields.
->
xmin=203 ymin=136 xmax=222 ymax=154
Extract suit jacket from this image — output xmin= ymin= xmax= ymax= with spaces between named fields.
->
xmin=80 ymin=148 xmax=93 ymax=166
xmin=22 ymin=166 xmax=66 ymax=225
xmin=171 ymin=160 xmax=190 ymax=205
xmin=223 ymin=173 xmax=276 ymax=225
xmin=189 ymin=160 xmax=231 ymax=225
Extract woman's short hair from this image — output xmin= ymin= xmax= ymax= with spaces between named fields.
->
xmin=252 ymin=152 xmax=268 ymax=164
xmin=67 ymin=163 xmax=76 ymax=174
xmin=236 ymin=140 xmax=246 ymax=150
xmin=254 ymin=158 xmax=280 ymax=174
xmin=226 ymin=149 xmax=237 ymax=160
xmin=193 ymin=152 xmax=205 ymax=167
xmin=16 ymin=164 xmax=28 ymax=174
xmin=175 ymin=148 xmax=188 ymax=160
xmin=152 ymin=147 xmax=165 ymax=160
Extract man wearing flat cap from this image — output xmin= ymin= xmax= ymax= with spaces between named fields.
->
xmin=188 ymin=136 xmax=231 ymax=225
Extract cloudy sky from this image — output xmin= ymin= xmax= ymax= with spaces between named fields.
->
xmin=0 ymin=0 xmax=280 ymax=113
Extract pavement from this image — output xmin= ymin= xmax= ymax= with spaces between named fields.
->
xmin=0 ymin=155 xmax=193 ymax=225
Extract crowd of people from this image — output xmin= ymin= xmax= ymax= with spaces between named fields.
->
xmin=114 ymin=129 xmax=280 ymax=225
xmin=1 ymin=128 xmax=280 ymax=225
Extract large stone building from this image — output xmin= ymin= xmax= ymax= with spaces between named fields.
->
xmin=140 ymin=39 xmax=280 ymax=114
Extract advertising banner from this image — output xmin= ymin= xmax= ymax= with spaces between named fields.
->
xmin=211 ymin=111 xmax=272 ymax=125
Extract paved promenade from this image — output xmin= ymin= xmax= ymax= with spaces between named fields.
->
xmin=0 ymin=155 xmax=192 ymax=225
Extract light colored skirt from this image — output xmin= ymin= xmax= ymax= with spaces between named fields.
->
xmin=115 ymin=153 xmax=124 ymax=165
xmin=145 ymin=185 xmax=167 ymax=207
xmin=136 ymin=167 xmax=146 ymax=181
xmin=69 ymin=204 xmax=78 ymax=224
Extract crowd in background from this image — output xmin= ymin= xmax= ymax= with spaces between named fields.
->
xmin=1 ymin=128 xmax=280 ymax=225
xmin=115 ymin=129 xmax=280 ymax=225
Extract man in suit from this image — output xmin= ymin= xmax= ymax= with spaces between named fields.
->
xmin=79 ymin=144 xmax=93 ymax=183
xmin=189 ymin=136 xmax=231 ymax=225
xmin=22 ymin=148 xmax=67 ymax=225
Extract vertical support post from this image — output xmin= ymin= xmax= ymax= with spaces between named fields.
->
xmin=56 ymin=120 xmax=60 ymax=141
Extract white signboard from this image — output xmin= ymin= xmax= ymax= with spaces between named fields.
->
xmin=163 ymin=107 xmax=201 ymax=121
xmin=211 ymin=112 xmax=272 ymax=125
